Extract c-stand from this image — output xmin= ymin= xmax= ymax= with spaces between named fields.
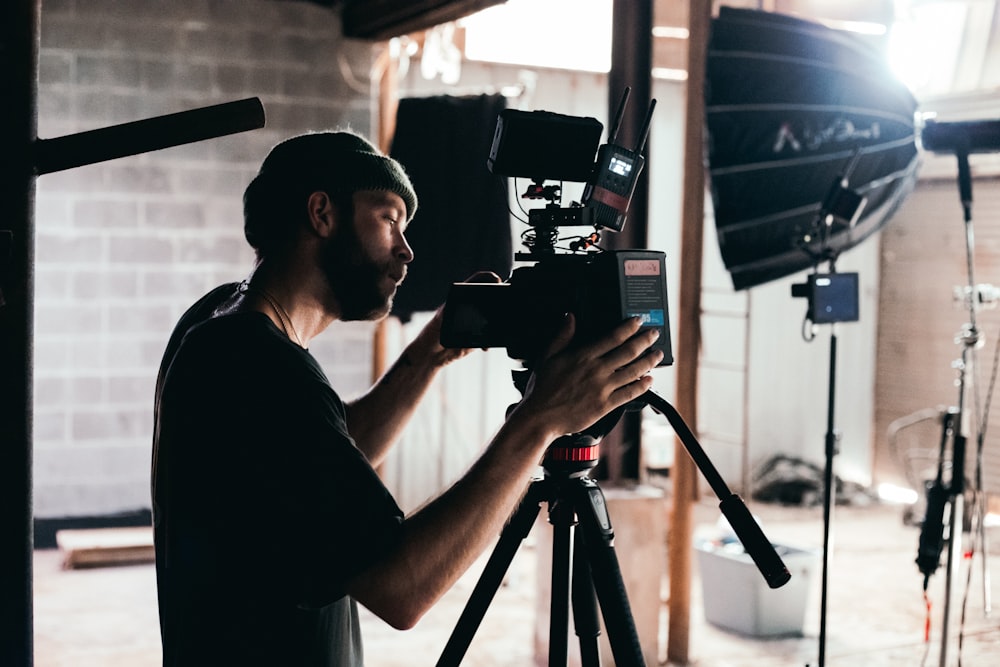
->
xmin=435 ymin=390 xmax=790 ymax=667
xmin=915 ymin=146 xmax=994 ymax=667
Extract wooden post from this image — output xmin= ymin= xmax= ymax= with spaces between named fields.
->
xmin=372 ymin=43 xmax=401 ymax=385
xmin=667 ymin=1 xmax=711 ymax=663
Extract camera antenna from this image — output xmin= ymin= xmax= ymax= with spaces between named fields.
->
xmin=634 ymin=98 xmax=656 ymax=154
xmin=607 ymin=87 xmax=630 ymax=144
xmin=605 ymin=87 xmax=655 ymax=156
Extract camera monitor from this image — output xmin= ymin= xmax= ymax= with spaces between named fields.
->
xmin=487 ymin=109 xmax=603 ymax=183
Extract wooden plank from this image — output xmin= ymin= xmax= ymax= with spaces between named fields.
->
xmin=667 ymin=0 xmax=711 ymax=663
xmin=55 ymin=527 xmax=154 ymax=569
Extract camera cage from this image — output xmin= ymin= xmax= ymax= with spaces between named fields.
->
xmin=440 ymin=91 xmax=672 ymax=371
xmin=488 ymin=87 xmax=656 ymax=251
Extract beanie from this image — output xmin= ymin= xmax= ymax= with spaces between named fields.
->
xmin=243 ymin=131 xmax=418 ymax=253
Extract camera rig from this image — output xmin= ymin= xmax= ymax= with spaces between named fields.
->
xmin=440 ymin=89 xmax=672 ymax=369
xmin=433 ymin=99 xmax=790 ymax=664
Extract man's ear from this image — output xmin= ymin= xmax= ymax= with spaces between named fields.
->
xmin=307 ymin=191 xmax=337 ymax=239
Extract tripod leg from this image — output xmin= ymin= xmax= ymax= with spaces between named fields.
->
xmin=979 ymin=492 xmax=992 ymax=617
xmin=436 ymin=480 xmax=545 ymax=667
xmin=940 ymin=492 xmax=964 ymax=667
xmin=549 ymin=499 xmax=573 ymax=667
xmin=573 ymin=478 xmax=646 ymax=667
xmin=571 ymin=524 xmax=602 ymax=667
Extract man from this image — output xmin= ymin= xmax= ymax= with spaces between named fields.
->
xmin=151 ymin=130 xmax=662 ymax=666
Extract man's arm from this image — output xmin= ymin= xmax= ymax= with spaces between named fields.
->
xmin=345 ymin=308 xmax=470 ymax=468
xmin=346 ymin=316 xmax=663 ymax=630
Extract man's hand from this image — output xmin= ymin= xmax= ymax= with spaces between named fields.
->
xmin=403 ymin=271 xmax=502 ymax=369
xmin=511 ymin=314 xmax=663 ymax=439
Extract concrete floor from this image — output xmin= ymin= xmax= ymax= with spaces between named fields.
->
xmin=31 ymin=500 xmax=1000 ymax=666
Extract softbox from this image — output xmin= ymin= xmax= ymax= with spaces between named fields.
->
xmin=706 ymin=7 xmax=920 ymax=290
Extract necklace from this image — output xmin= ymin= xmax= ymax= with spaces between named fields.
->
xmin=254 ymin=287 xmax=304 ymax=348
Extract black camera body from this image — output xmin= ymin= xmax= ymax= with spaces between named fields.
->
xmin=441 ymin=91 xmax=670 ymax=366
xmin=441 ymin=250 xmax=673 ymax=366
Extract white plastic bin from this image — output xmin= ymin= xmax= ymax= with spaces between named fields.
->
xmin=696 ymin=539 xmax=818 ymax=637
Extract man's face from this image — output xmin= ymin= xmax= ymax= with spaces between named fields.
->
xmin=322 ymin=190 xmax=413 ymax=321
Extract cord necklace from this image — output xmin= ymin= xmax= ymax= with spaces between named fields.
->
xmin=255 ymin=287 xmax=304 ymax=348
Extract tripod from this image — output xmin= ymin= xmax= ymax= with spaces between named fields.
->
xmin=436 ymin=390 xmax=791 ymax=667
xmin=436 ymin=448 xmax=644 ymax=666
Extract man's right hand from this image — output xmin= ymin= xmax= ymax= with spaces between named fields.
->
xmin=510 ymin=314 xmax=663 ymax=441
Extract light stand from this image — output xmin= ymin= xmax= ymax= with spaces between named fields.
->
xmin=792 ymin=267 xmax=859 ymax=667
xmin=820 ymin=319 xmax=839 ymax=667
xmin=791 ymin=153 xmax=867 ymax=667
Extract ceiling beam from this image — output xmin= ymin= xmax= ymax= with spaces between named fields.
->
xmin=342 ymin=0 xmax=506 ymax=39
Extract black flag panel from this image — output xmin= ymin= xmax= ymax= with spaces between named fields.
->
xmin=389 ymin=93 xmax=513 ymax=320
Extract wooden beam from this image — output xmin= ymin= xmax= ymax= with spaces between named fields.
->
xmin=372 ymin=44 xmax=401 ymax=386
xmin=667 ymin=0 xmax=711 ymax=663
xmin=342 ymin=0 xmax=505 ymax=40
xmin=653 ymin=37 xmax=688 ymax=72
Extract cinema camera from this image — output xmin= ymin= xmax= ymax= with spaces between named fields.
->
xmin=440 ymin=91 xmax=673 ymax=369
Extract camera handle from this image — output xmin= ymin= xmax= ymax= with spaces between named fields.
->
xmin=640 ymin=390 xmax=792 ymax=589
xmin=527 ymin=386 xmax=790 ymax=590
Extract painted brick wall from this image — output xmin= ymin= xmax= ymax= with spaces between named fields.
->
xmin=34 ymin=0 xmax=380 ymax=518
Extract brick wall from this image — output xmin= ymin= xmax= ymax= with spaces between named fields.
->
xmin=33 ymin=0 xmax=380 ymax=519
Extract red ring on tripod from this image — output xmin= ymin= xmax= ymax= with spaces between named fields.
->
xmin=547 ymin=445 xmax=600 ymax=463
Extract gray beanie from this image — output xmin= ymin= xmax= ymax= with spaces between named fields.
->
xmin=243 ymin=131 xmax=418 ymax=253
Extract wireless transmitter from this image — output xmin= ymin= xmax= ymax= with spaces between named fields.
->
xmin=581 ymin=89 xmax=656 ymax=231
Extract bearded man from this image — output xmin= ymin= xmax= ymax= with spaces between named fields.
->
xmin=151 ymin=131 xmax=661 ymax=666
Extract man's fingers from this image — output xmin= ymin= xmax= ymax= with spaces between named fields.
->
xmin=600 ymin=326 xmax=660 ymax=372
xmin=612 ymin=371 xmax=657 ymax=404
xmin=580 ymin=317 xmax=646 ymax=361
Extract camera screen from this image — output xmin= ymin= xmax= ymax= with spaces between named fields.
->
xmin=609 ymin=154 xmax=633 ymax=176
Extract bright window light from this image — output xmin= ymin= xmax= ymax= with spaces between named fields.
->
xmin=887 ymin=1 xmax=968 ymax=96
xmin=463 ymin=0 xmax=975 ymax=96
xmin=461 ymin=0 xmax=613 ymax=73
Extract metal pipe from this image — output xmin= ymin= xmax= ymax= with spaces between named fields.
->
xmin=0 ymin=0 xmax=39 ymax=664
xmin=35 ymin=98 xmax=265 ymax=175
xmin=605 ymin=0 xmax=653 ymax=482
xmin=0 ymin=7 xmax=263 ymax=665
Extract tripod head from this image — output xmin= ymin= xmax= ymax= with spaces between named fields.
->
xmin=512 ymin=370 xmax=792 ymax=588
xmin=510 ymin=367 xmax=650 ymax=478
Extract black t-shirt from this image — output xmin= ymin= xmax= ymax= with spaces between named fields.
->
xmin=152 ymin=284 xmax=404 ymax=666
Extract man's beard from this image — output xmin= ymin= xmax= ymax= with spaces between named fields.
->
xmin=321 ymin=224 xmax=401 ymax=322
